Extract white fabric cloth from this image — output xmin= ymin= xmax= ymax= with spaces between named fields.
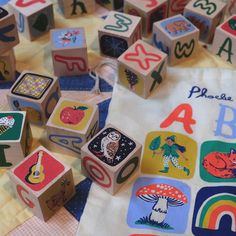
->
xmin=77 ymin=67 xmax=236 ymax=236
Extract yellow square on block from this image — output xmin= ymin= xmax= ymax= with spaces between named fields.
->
xmin=51 ymin=100 xmax=94 ymax=132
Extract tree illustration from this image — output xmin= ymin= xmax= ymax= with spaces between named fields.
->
xmin=149 ymin=136 xmax=161 ymax=158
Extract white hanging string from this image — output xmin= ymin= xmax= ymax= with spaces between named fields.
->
xmin=89 ymin=59 xmax=118 ymax=94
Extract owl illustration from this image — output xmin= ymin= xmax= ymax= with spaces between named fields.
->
xmin=100 ymin=131 xmax=121 ymax=163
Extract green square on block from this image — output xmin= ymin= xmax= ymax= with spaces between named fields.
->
xmin=0 ymin=113 xmax=24 ymax=141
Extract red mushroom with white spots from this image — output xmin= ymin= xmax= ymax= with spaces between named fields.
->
xmin=136 ymin=184 xmax=188 ymax=224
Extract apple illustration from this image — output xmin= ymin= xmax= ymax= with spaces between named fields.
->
xmin=60 ymin=106 xmax=88 ymax=125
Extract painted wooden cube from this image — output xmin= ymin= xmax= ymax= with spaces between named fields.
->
xmin=8 ymin=0 xmax=54 ymax=41
xmin=8 ymin=146 xmax=75 ymax=221
xmin=98 ymin=11 xmax=142 ymax=58
xmin=118 ymin=39 xmax=167 ymax=99
xmin=0 ymin=49 xmax=16 ymax=83
xmin=81 ymin=124 xmax=142 ymax=195
xmin=0 ymin=7 xmax=19 ymax=54
xmin=168 ymin=0 xmax=191 ymax=17
xmin=50 ymin=28 xmax=89 ymax=77
xmin=57 ymin=0 xmax=95 ymax=18
xmin=46 ymin=97 xmax=99 ymax=157
xmin=153 ymin=15 xmax=199 ymax=65
xmin=212 ymin=15 xmax=236 ymax=66
xmin=124 ymin=0 xmax=168 ymax=36
xmin=0 ymin=111 xmax=32 ymax=168
xmin=7 ymin=71 xmax=61 ymax=125
xmin=183 ymin=0 xmax=227 ymax=43
xmin=96 ymin=0 xmax=124 ymax=11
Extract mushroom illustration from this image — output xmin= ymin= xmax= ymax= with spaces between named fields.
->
xmin=136 ymin=184 xmax=188 ymax=224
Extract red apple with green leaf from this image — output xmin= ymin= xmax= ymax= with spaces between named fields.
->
xmin=60 ymin=106 xmax=88 ymax=125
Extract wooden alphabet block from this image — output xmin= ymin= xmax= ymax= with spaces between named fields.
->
xmin=50 ymin=28 xmax=89 ymax=77
xmin=8 ymin=146 xmax=75 ymax=221
xmin=124 ymin=0 xmax=168 ymax=36
xmin=98 ymin=11 xmax=142 ymax=58
xmin=81 ymin=124 xmax=142 ymax=195
xmin=153 ymin=15 xmax=199 ymax=65
xmin=46 ymin=97 xmax=99 ymax=157
xmin=168 ymin=0 xmax=191 ymax=17
xmin=118 ymin=39 xmax=167 ymax=99
xmin=0 ymin=49 xmax=16 ymax=83
xmin=96 ymin=0 xmax=124 ymax=11
xmin=8 ymin=0 xmax=54 ymax=41
xmin=184 ymin=0 xmax=227 ymax=43
xmin=212 ymin=15 xmax=236 ymax=66
xmin=0 ymin=111 xmax=32 ymax=168
xmin=57 ymin=0 xmax=95 ymax=18
xmin=0 ymin=7 xmax=19 ymax=54
xmin=7 ymin=71 xmax=61 ymax=125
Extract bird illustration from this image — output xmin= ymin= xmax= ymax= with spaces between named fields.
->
xmin=99 ymin=131 xmax=121 ymax=163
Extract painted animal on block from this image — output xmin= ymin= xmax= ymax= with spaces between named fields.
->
xmin=50 ymin=28 xmax=89 ymax=76
xmin=184 ymin=0 xmax=227 ymax=43
xmin=153 ymin=15 xmax=199 ymax=65
xmin=203 ymin=148 xmax=236 ymax=179
xmin=81 ymin=124 xmax=142 ymax=195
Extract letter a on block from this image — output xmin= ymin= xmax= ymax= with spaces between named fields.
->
xmin=217 ymin=37 xmax=234 ymax=64
xmin=215 ymin=104 xmax=236 ymax=139
xmin=160 ymin=104 xmax=196 ymax=134
xmin=16 ymin=185 xmax=35 ymax=208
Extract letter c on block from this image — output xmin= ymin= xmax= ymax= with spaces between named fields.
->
xmin=16 ymin=185 xmax=35 ymax=209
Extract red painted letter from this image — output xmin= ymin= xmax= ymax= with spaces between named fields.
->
xmin=160 ymin=104 xmax=196 ymax=134
xmin=16 ymin=0 xmax=46 ymax=7
xmin=16 ymin=185 xmax=35 ymax=208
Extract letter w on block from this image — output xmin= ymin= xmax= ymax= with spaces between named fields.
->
xmin=54 ymin=55 xmax=87 ymax=72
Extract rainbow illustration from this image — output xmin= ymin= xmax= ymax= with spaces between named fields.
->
xmin=195 ymin=193 xmax=236 ymax=232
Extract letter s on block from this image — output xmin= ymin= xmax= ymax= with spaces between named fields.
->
xmin=16 ymin=185 xmax=35 ymax=209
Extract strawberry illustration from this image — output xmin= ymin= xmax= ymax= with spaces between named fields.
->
xmin=60 ymin=106 xmax=88 ymax=125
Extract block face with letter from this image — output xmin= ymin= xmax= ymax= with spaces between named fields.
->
xmin=7 ymin=71 xmax=61 ymax=125
xmin=118 ymin=39 xmax=167 ymax=99
xmin=212 ymin=15 xmax=236 ymax=66
xmin=46 ymin=97 xmax=99 ymax=157
xmin=8 ymin=146 xmax=75 ymax=221
xmin=50 ymin=27 xmax=89 ymax=77
xmin=184 ymin=0 xmax=227 ymax=43
xmin=98 ymin=11 xmax=142 ymax=58
xmin=81 ymin=124 xmax=142 ymax=195
xmin=153 ymin=14 xmax=199 ymax=65
xmin=8 ymin=0 xmax=54 ymax=41
xmin=124 ymin=0 xmax=168 ymax=36
xmin=0 ymin=7 xmax=19 ymax=54
xmin=0 ymin=49 xmax=16 ymax=83
xmin=57 ymin=0 xmax=95 ymax=18
xmin=0 ymin=111 xmax=32 ymax=168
